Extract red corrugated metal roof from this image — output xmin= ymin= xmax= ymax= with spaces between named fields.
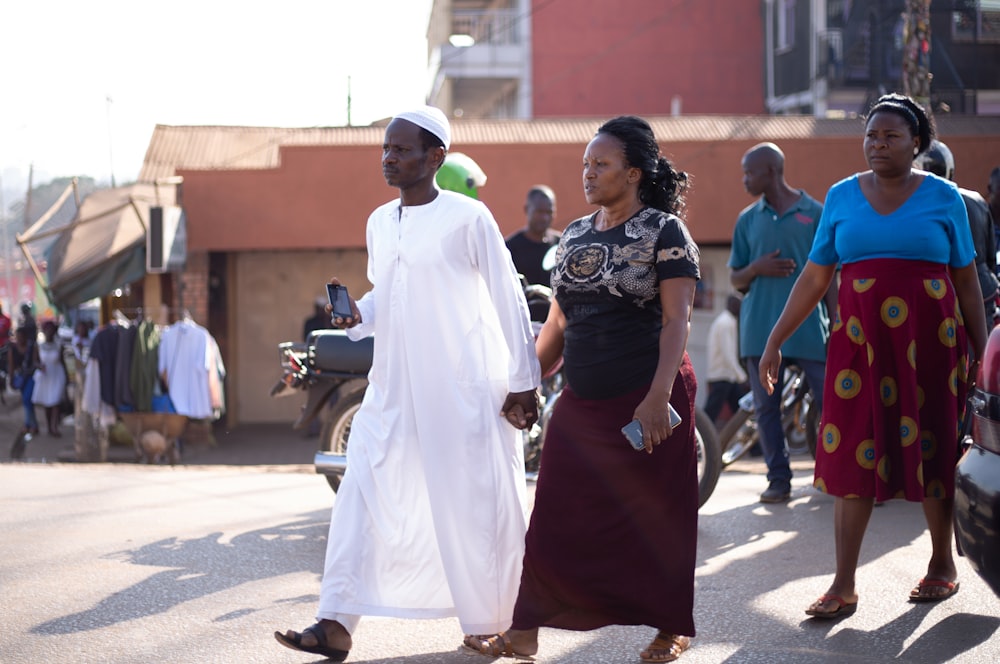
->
xmin=139 ymin=115 xmax=1000 ymax=181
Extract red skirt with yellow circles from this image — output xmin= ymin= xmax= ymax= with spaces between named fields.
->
xmin=815 ymin=259 xmax=970 ymax=502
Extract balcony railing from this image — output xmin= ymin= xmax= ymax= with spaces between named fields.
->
xmin=451 ymin=8 xmax=522 ymax=46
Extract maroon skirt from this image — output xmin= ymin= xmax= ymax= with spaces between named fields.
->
xmin=815 ymin=259 xmax=970 ymax=502
xmin=511 ymin=355 xmax=698 ymax=636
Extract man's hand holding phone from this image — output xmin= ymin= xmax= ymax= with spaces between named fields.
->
xmin=326 ymin=280 xmax=360 ymax=328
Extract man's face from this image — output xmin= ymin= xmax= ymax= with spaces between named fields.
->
xmin=989 ymin=174 xmax=1000 ymax=211
xmin=741 ymin=153 xmax=771 ymax=197
xmin=382 ymin=119 xmax=437 ymax=190
xmin=525 ymin=194 xmax=555 ymax=235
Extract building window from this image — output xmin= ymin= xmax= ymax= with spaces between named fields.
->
xmin=953 ymin=0 xmax=1000 ymax=43
xmin=778 ymin=0 xmax=797 ymax=51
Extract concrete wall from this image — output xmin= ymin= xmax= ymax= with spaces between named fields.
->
xmin=181 ymin=135 xmax=1000 ymax=254
xmin=227 ymin=243 xmax=732 ymax=424
xmin=178 ymin=128 xmax=1000 ymax=425
xmin=232 ymin=249 xmax=369 ymax=424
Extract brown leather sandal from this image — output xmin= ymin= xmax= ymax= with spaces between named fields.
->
xmin=460 ymin=632 xmax=536 ymax=661
xmin=640 ymin=632 xmax=691 ymax=663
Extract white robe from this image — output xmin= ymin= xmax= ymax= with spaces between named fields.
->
xmin=317 ymin=190 xmax=541 ymax=635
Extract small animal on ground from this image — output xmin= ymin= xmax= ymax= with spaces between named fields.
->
xmin=136 ymin=430 xmax=180 ymax=465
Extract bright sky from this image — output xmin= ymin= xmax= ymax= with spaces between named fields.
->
xmin=0 ymin=0 xmax=434 ymax=194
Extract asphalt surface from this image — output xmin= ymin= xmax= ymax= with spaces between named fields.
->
xmin=2 ymin=399 xmax=1000 ymax=663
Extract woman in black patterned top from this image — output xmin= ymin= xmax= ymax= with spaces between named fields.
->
xmin=464 ymin=116 xmax=701 ymax=662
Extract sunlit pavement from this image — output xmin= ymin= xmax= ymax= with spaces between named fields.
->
xmin=2 ymin=438 xmax=998 ymax=663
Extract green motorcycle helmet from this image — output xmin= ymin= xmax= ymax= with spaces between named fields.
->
xmin=436 ymin=152 xmax=487 ymax=199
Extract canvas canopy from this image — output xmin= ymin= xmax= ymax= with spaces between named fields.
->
xmin=18 ymin=182 xmax=181 ymax=308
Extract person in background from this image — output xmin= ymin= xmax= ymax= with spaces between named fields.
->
xmin=916 ymin=140 xmax=998 ymax=325
xmin=71 ymin=320 xmax=92 ymax=363
xmin=729 ymin=142 xmax=833 ymax=504
xmin=506 ymin=185 xmax=560 ymax=288
xmin=988 ymin=166 xmax=1000 ymax=271
xmin=9 ymin=326 xmax=39 ymax=438
xmin=19 ymin=302 xmax=37 ymax=343
xmin=759 ymin=93 xmax=988 ymax=619
xmin=704 ymin=293 xmax=748 ymax=428
xmin=0 ymin=303 xmax=11 ymax=345
xmin=31 ymin=320 xmax=68 ymax=437
xmin=465 ymin=115 xmax=700 ymax=662
xmin=275 ymin=106 xmax=540 ymax=662
xmin=0 ymin=303 xmax=12 ymax=396
xmin=302 ymin=296 xmax=332 ymax=340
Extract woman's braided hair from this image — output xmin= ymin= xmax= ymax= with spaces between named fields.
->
xmin=596 ymin=115 xmax=689 ymax=216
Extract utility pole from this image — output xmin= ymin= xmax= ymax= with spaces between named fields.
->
xmin=106 ymin=95 xmax=117 ymax=187
xmin=346 ymin=76 xmax=352 ymax=127
xmin=902 ymin=0 xmax=933 ymax=113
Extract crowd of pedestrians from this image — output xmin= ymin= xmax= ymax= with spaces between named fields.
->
xmin=236 ymin=97 xmax=993 ymax=662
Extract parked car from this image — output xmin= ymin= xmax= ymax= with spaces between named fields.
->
xmin=955 ymin=325 xmax=1000 ymax=597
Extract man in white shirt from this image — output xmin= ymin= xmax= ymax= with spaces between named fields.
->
xmin=275 ymin=106 xmax=541 ymax=661
xmin=704 ymin=293 xmax=747 ymax=427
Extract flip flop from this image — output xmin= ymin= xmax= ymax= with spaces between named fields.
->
xmin=805 ymin=593 xmax=858 ymax=619
xmin=274 ymin=623 xmax=349 ymax=662
xmin=909 ymin=578 xmax=960 ymax=603
xmin=460 ymin=633 xmax=535 ymax=661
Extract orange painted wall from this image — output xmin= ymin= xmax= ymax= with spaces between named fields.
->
xmin=182 ymin=134 xmax=1000 ymax=253
xmin=530 ymin=0 xmax=765 ymax=117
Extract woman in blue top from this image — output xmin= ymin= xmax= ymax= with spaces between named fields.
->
xmin=759 ymin=93 xmax=989 ymax=619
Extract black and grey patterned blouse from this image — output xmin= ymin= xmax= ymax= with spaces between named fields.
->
xmin=550 ymin=207 xmax=700 ymax=400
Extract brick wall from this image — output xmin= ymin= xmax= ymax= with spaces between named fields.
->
xmin=173 ymin=250 xmax=210 ymax=325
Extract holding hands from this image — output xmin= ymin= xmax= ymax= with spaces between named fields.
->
xmin=501 ymin=390 xmax=540 ymax=430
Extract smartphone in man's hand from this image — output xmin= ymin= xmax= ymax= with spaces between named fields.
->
xmin=326 ymin=284 xmax=353 ymax=319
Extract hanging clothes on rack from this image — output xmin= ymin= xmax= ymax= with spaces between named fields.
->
xmin=114 ymin=321 xmax=138 ymax=410
xmin=129 ymin=318 xmax=161 ymax=412
xmin=81 ymin=355 xmax=116 ymax=427
xmin=158 ymin=317 xmax=222 ymax=419
xmin=89 ymin=321 xmax=127 ymax=408
xmin=205 ymin=333 xmax=227 ymax=418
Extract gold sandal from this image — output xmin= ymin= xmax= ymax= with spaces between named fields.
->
xmin=640 ymin=632 xmax=691 ymax=663
xmin=461 ymin=632 xmax=536 ymax=661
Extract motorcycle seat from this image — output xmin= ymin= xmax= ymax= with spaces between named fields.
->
xmin=310 ymin=329 xmax=374 ymax=374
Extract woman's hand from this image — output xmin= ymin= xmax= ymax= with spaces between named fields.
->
xmin=632 ymin=389 xmax=673 ymax=454
xmin=759 ymin=345 xmax=782 ymax=396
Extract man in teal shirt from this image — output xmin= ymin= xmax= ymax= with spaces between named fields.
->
xmin=729 ymin=142 xmax=834 ymax=503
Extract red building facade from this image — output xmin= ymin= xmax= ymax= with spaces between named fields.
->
xmin=530 ymin=1 xmax=765 ymax=117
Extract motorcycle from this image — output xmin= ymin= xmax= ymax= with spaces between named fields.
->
xmin=716 ymin=362 xmax=819 ymax=467
xmin=272 ymin=284 xmax=723 ymax=508
xmin=270 ymin=330 xmax=370 ymax=492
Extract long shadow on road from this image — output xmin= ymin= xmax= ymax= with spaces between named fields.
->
xmin=694 ymin=479 xmax=1000 ymax=664
xmin=30 ymin=508 xmax=331 ymax=636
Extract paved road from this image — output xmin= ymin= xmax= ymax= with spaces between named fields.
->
xmin=2 ymin=417 xmax=999 ymax=663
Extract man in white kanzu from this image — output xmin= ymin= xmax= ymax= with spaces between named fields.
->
xmin=275 ymin=106 xmax=542 ymax=661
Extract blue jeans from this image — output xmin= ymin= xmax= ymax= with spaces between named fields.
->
xmin=20 ymin=375 xmax=38 ymax=432
xmin=744 ymin=357 xmax=826 ymax=491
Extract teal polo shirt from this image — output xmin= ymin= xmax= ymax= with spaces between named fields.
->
xmin=728 ymin=191 xmax=829 ymax=361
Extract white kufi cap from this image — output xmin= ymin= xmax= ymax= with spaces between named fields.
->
xmin=393 ymin=106 xmax=451 ymax=150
